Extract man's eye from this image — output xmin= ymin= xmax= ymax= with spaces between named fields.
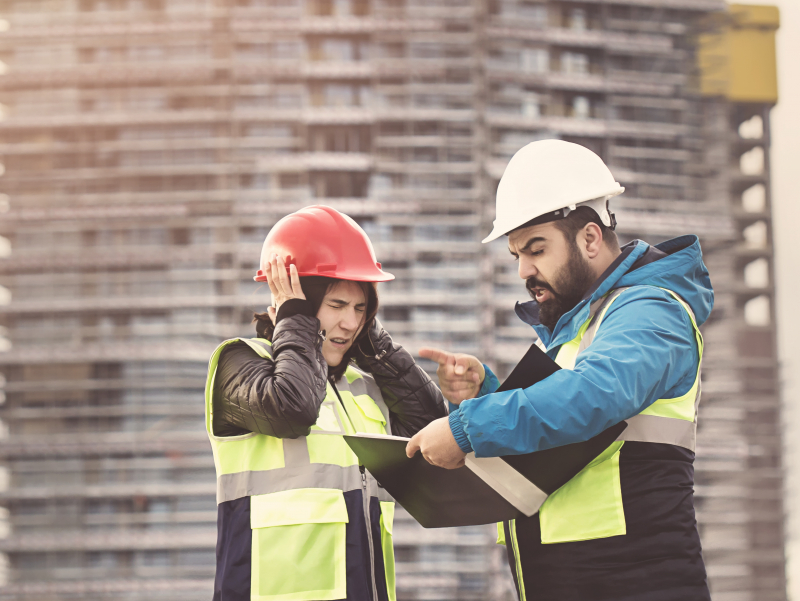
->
xmin=531 ymin=250 xmax=543 ymax=256
xmin=355 ymin=307 xmax=365 ymax=313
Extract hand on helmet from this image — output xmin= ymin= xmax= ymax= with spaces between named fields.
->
xmin=265 ymin=255 xmax=306 ymax=325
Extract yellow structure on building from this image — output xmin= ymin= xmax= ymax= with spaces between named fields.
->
xmin=700 ymin=4 xmax=779 ymax=103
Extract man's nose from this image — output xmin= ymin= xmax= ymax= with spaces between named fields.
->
xmin=518 ymin=258 xmax=538 ymax=280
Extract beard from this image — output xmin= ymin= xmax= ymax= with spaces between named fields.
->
xmin=525 ymin=241 xmax=597 ymax=331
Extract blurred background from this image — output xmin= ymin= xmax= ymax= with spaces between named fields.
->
xmin=0 ymin=0 xmax=796 ymax=599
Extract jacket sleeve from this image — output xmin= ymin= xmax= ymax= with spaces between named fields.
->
xmin=212 ymin=305 xmax=328 ymax=439
xmin=450 ymin=288 xmax=700 ymax=457
xmin=355 ymin=319 xmax=448 ymax=438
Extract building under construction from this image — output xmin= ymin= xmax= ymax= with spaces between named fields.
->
xmin=0 ymin=0 xmax=783 ymax=600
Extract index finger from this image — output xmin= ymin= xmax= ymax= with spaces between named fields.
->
xmin=263 ymin=260 xmax=279 ymax=297
xmin=419 ymin=347 xmax=455 ymax=366
xmin=275 ymin=255 xmax=292 ymax=293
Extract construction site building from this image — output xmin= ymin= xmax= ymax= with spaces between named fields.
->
xmin=0 ymin=0 xmax=783 ymax=600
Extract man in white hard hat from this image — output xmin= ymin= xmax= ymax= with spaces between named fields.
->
xmin=407 ymin=140 xmax=713 ymax=600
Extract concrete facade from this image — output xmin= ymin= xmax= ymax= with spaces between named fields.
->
xmin=0 ymin=0 xmax=784 ymax=599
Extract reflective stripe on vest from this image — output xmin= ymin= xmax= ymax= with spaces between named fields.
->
xmin=535 ymin=286 xmax=703 ymax=544
xmin=205 ymin=338 xmax=394 ymax=503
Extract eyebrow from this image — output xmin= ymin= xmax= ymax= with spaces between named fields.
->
xmin=328 ymin=298 xmax=366 ymax=307
xmin=509 ymin=236 xmax=547 ymax=256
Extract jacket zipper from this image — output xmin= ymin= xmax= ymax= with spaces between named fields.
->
xmin=332 ymin=380 xmax=380 ymax=601
xmin=362 ymin=338 xmax=396 ymax=376
xmin=361 ymin=464 xmax=380 ymax=601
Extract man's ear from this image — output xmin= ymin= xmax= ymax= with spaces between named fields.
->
xmin=582 ymin=222 xmax=604 ymax=259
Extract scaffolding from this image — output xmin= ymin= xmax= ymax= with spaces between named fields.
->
xmin=0 ymin=1 xmax=784 ymax=600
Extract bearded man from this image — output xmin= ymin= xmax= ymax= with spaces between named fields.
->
xmin=408 ymin=140 xmax=713 ymax=601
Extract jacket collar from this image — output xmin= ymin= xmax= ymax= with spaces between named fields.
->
xmin=514 ymin=240 xmax=651 ymax=350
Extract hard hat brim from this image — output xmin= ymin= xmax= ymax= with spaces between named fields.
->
xmin=481 ymin=185 xmax=624 ymax=244
xmin=254 ymin=268 xmax=395 ymax=283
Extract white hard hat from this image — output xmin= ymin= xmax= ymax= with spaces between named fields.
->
xmin=482 ymin=140 xmax=624 ymax=243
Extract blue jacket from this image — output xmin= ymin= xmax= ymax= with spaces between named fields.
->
xmin=449 ymin=235 xmax=714 ymax=457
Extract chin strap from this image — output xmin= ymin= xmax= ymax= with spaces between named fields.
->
xmin=608 ymin=209 xmax=617 ymax=231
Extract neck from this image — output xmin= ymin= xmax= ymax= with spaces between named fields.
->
xmin=592 ymin=245 xmax=621 ymax=280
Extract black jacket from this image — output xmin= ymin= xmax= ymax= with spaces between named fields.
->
xmin=212 ymin=300 xmax=447 ymax=438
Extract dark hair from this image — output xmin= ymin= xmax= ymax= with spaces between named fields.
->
xmin=552 ymin=206 xmax=619 ymax=251
xmin=253 ymin=276 xmax=379 ymax=382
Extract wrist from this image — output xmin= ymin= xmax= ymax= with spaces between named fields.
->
xmin=477 ymin=364 xmax=500 ymax=396
xmin=448 ymin=410 xmax=473 ymax=454
xmin=276 ymin=298 xmax=314 ymax=323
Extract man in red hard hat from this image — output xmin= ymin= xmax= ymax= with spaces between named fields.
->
xmin=206 ymin=205 xmax=447 ymax=601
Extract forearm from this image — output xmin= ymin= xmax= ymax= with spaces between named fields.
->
xmin=451 ymin=293 xmax=699 ymax=456
xmin=452 ymin=369 xmax=637 ymax=456
xmin=214 ymin=311 xmax=328 ymax=438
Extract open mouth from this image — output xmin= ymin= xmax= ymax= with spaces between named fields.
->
xmin=329 ymin=337 xmax=351 ymax=349
xmin=531 ymin=287 xmax=552 ymax=303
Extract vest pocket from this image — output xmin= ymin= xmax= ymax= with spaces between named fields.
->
xmin=539 ymin=441 xmax=626 ymax=544
xmin=349 ymin=393 xmax=387 ymax=435
xmin=250 ymin=488 xmax=349 ymax=601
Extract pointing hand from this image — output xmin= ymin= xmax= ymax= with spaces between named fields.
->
xmin=418 ymin=347 xmax=485 ymax=405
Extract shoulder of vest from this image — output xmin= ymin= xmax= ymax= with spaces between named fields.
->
xmin=590 ymin=285 xmax=687 ymax=329
xmin=605 ymin=285 xmax=688 ymax=307
xmin=599 ymin=286 xmax=696 ymax=331
xmin=343 ymin=362 xmax=375 ymax=384
xmin=212 ymin=337 xmax=273 ymax=361
xmin=213 ymin=337 xmax=269 ymax=349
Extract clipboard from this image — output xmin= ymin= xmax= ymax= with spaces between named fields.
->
xmin=344 ymin=343 xmax=627 ymax=528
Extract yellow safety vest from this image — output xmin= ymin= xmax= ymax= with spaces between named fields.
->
xmin=205 ymin=337 xmax=396 ymax=601
xmin=502 ymin=287 xmax=703 ymax=595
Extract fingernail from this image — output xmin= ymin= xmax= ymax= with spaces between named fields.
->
xmin=455 ymin=366 xmax=464 ymax=375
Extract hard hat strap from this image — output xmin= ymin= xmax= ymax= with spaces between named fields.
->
xmin=607 ymin=208 xmax=617 ymax=231
xmin=509 ymin=208 xmax=570 ymax=234
xmin=509 ymin=200 xmax=616 ymax=235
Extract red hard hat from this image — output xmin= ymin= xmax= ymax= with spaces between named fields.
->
xmin=254 ymin=205 xmax=395 ymax=283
